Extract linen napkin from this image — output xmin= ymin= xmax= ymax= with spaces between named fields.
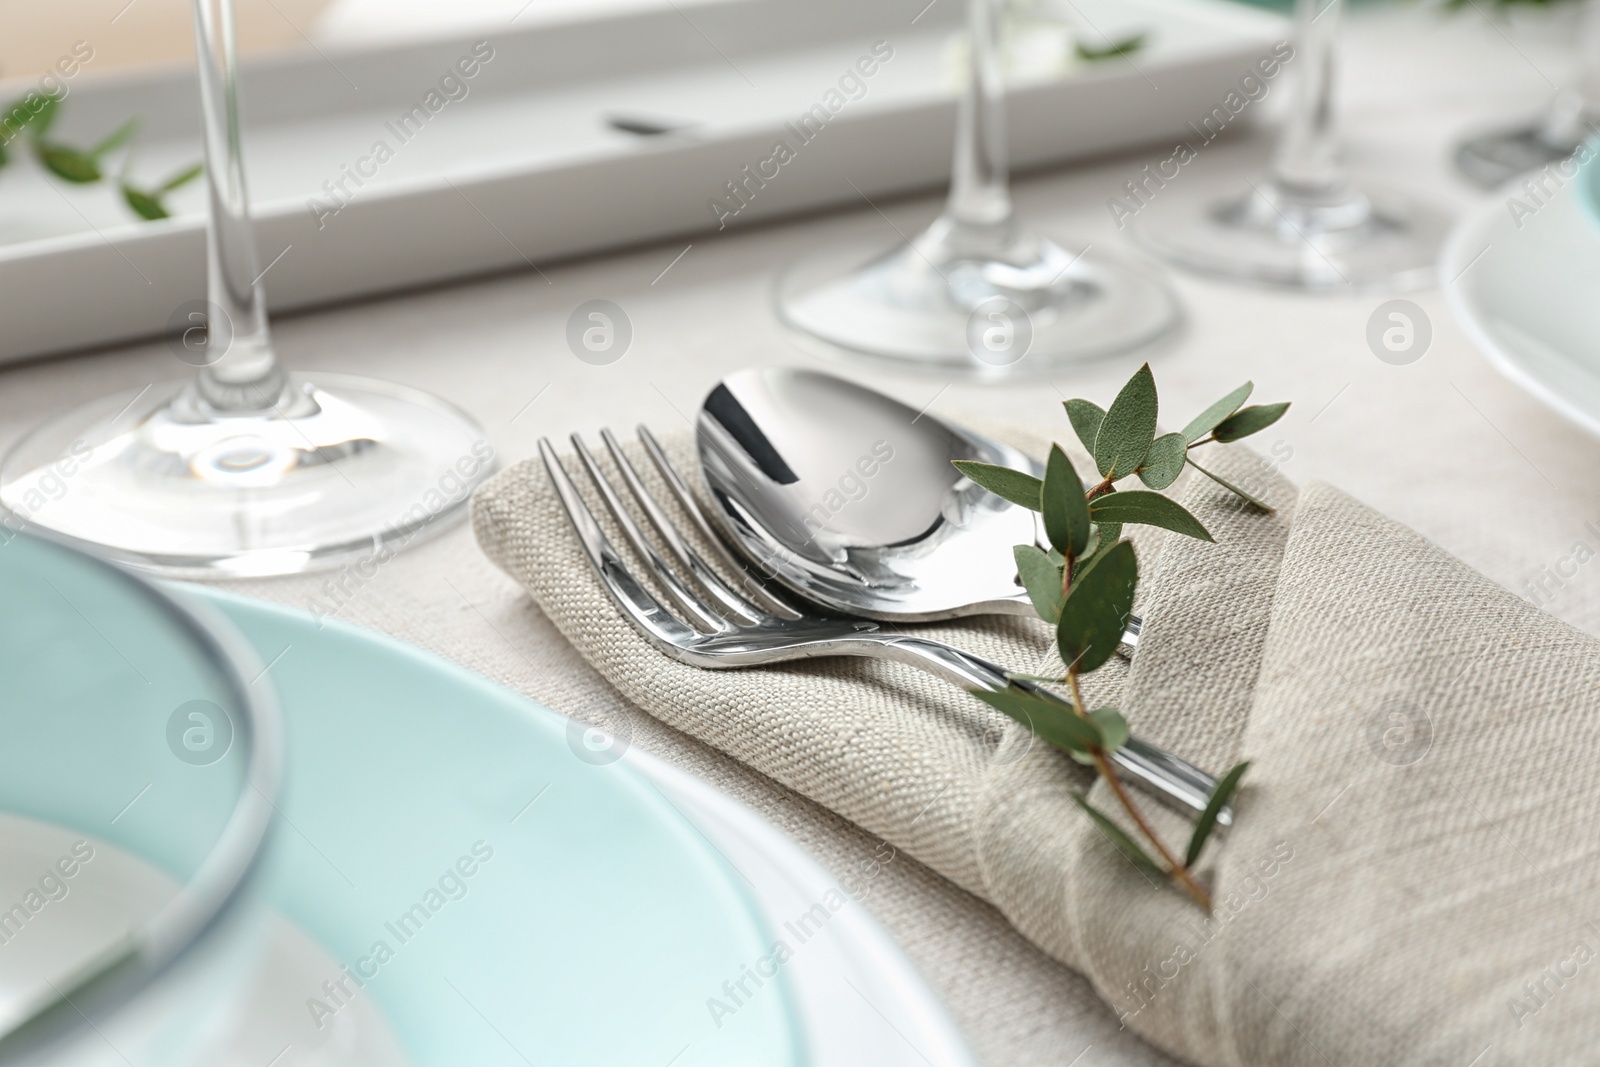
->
xmin=471 ymin=426 xmax=1600 ymax=1067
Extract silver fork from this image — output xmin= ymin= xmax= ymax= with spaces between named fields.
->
xmin=538 ymin=428 xmax=1229 ymax=825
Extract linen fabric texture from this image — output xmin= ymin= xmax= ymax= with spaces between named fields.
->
xmin=472 ymin=427 xmax=1599 ymax=1067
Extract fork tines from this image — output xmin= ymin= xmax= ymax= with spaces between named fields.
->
xmin=538 ymin=427 xmax=797 ymax=647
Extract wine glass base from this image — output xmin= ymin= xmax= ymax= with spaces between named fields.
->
xmin=775 ymin=219 xmax=1179 ymax=376
xmin=1129 ymin=180 xmax=1449 ymax=292
xmin=1455 ymin=121 xmax=1592 ymax=189
xmin=0 ymin=373 xmax=496 ymax=578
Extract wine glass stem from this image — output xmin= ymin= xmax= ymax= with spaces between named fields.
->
xmin=192 ymin=0 xmax=286 ymax=413
xmin=1269 ymin=0 xmax=1346 ymax=197
xmin=945 ymin=0 xmax=1013 ymax=230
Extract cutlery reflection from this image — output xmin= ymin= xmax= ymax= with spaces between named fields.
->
xmin=693 ymin=368 xmax=1143 ymax=650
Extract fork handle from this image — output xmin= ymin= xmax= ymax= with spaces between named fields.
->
xmin=854 ymin=634 xmax=1227 ymax=826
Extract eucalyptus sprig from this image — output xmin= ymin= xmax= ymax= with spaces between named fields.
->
xmin=0 ymin=92 xmax=202 ymax=222
xmin=953 ymin=364 xmax=1287 ymax=910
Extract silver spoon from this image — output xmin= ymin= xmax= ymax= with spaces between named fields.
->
xmin=695 ymin=367 xmax=1141 ymax=647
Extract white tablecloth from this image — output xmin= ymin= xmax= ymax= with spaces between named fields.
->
xmin=3 ymin=7 xmax=1593 ymax=1063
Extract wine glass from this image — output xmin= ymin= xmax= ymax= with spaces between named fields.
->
xmin=0 ymin=0 xmax=494 ymax=577
xmin=775 ymin=0 xmax=1180 ymax=375
xmin=1455 ymin=0 xmax=1600 ymax=188
xmin=1129 ymin=0 xmax=1449 ymax=291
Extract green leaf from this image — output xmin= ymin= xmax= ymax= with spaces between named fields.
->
xmin=1057 ymin=540 xmax=1137 ymax=674
xmin=1041 ymin=445 xmax=1090 ymax=557
xmin=1137 ymin=432 xmax=1186 ymax=490
xmin=1071 ymin=793 xmax=1164 ymax=871
xmin=1185 ymin=760 xmax=1250 ymax=868
xmin=1093 ymin=364 xmax=1159 ymax=480
xmin=90 ymin=119 xmax=137 ymax=160
xmin=1075 ymin=522 xmax=1120 ymax=578
xmin=121 ymin=184 xmax=169 ymax=221
xmin=1088 ymin=706 xmax=1128 ymax=754
xmin=159 ymin=162 xmax=203 ymax=192
xmin=0 ymin=140 xmax=8 ymax=169
xmin=1181 ymin=382 xmax=1252 ymax=443
xmin=1186 ymin=456 xmax=1274 ymax=512
xmin=1090 ymin=490 xmax=1213 ymax=542
xmin=28 ymin=94 xmax=59 ymax=136
xmin=1013 ymin=544 xmax=1064 ymax=623
xmin=0 ymin=100 xmax=28 ymax=142
xmin=35 ymin=142 xmax=100 ymax=183
xmin=1212 ymin=402 xmax=1289 ymax=443
xmin=952 ymin=460 xmax=1041 ymax=511
xmin=971 ymin=689 xmax=1102 ymax=756
xmin=1075 ymin=32 xmax=1147 ymax=61
xmin=2 ymin=94 xmax=49 ymax=142
xmin=1064 ymin=398 xmax=1105 ymax=454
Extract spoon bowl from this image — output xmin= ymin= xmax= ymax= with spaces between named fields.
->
xmin=696 ymin=368 xmax=1041 ymax=623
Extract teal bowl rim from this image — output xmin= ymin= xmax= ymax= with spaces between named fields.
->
xmin=1574 ymin=136 xmax=1600 ymax=232
xmin=0 ymin=530 xmax=284 ymax=1062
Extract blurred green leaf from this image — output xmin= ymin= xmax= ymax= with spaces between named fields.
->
xmin=35 ymin=142 xmax=100 ymax=183
xmin=1 ymin=94 xmax=53 ymax=142
xmin=1041 ymin=445 xmax=1090 ymax=557
xmin=1089 ymin=706 xmax=1129 ymax=754
xmin=1137 ymin=432 xmax=1186 ymax=490
xmin=121 ymin=184 xmax=168 ymax=220
xmin=1064 ymin=398 xmax=1105 ymax=455
xmin=1093 ymin=364 xmax=1159 ymax=479
xmin=1090 ymin=490 xmax=1213 ymax=542
xmin=1075 ymin=32 xmax=1147 ymax=61
xmin=1014 ymin=544 xmax=1064 ymax=623
xmin=159 ymin=162 xmax=203 ymax=192
xmin=971 ymin=689 xmax=1101 ymax=756
xmin=1181 ymin=382 xmax=1252 ymax=443
xmin=1058 ymin=540 xmax=1137 ymax=674
xmin=1185 ymin=760 xmax=1250 ymax=867
xmin=90 ymin=119 xmax=137 ymax=160
xmin=0 ymin=99 xmax=29 ymax=143
xmin=1071 ymin=793 xmax=1163 ymax=871
xmin=952 ymin=460 xmax=1042 ymax=511
xmin=29 ymin=94 xmax=59 ymax=136
xmin=1213 ymin=402 xmax=1289 ymax=443
xmin=1186 ymin=457 xmax=1274 ymax=512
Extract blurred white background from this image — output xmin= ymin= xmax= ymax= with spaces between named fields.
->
xmin=0 ymin=0 xmax=706 ymax=76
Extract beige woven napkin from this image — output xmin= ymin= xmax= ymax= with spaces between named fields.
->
xmin=471 ymin=425 xmax=1600 ymax=1067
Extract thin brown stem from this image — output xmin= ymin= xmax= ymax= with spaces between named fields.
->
xmin=1066 ymin=670 xmax=1090 ymax=718
xmin=1091 ymin=751 xmax=1212 ymax=911
xmin=1067 ymin=668 xmax=1212 ymax=911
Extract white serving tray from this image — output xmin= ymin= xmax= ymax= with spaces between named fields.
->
xmin=0 ymin=0 xmax=1284 ymax=364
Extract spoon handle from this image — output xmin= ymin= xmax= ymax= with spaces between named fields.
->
xmin=859 ymin=634 xmax=1225 ymax=825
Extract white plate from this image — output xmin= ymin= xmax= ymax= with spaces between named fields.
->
xmin=1442 ymin=165 xmax=1600 ymax=438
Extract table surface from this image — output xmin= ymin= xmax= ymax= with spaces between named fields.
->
xmin=4 ymin=6 xmax=1594 ymax=1064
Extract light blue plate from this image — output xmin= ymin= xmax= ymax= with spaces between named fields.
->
xmin=1577 ymin=136 xmax=1600 ymax=232
xmin=183 ymin=585 xmax=803 ymax=1067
